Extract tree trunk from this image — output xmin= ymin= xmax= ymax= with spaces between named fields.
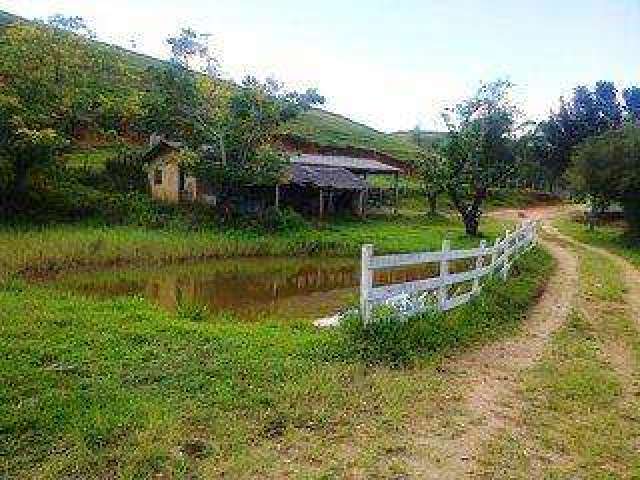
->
xmin=462 ymin=211 xmax=480 ymax=236
xmin=427 ymin=192 xmax=437 ymax=216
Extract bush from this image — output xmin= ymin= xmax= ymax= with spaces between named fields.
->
xmin=176 ymin=300 xmax=209 ymax=322
xmin=339 ymin=307 xmax=444 ymax=366
xmin=103 ymin=148 xmax=148 ymax=193
xmin=259 ymin=206 xmax=308 ymax=232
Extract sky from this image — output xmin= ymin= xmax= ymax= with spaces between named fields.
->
xmin=2 ymin=0 xmax=639 ymax=132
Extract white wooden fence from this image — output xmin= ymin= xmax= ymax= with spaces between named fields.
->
xmin=360 ymin=220 xmax=538 ymax=323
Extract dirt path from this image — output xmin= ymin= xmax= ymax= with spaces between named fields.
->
xmin=409 ymin=208 xmax=580 ymax=478
xmin=549 ymin=224 xmax=640 ymax=330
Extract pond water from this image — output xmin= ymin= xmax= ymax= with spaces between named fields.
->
xmin=36 ymin=256 xmax=447 ymax=321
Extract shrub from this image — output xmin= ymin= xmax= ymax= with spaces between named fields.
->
xmin=339 ymin=307 xmax=444 ymax=366
xmin=103 ymin=148 xmax=148 ymax=193
xmin=259 ymin=206 xmax=308 ymax=232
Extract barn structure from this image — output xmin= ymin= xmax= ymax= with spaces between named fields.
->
xmin=143 ymin=138 xmax=402 ymax=218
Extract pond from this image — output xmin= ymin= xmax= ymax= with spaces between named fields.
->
xmin=35 ymin=256 xmax=446 ymax=321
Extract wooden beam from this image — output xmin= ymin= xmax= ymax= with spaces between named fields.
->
xmin=393 ymin=172 xmax=399 ymax=215
xmin=319 ymin=189 xmax=324 ymax=218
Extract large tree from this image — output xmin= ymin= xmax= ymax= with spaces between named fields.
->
xmin=537 ymin=81 xmax=637 ymax=182
xmin=143 ymin=28 xmax=324 ymax=192
xmin=569 ymin=125 xmax=640 ymax=235
xmin=440 ymin=79 xmax=519 ymax=236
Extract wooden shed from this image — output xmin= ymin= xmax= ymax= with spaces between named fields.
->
xmin=143 ymin=139 xmax=402 ymax=217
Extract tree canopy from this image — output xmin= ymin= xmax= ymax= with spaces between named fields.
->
xmin=569 ymin=125 xmax=640 ymax=234
xmin=439 ymin=79 xmax=519 ymax=235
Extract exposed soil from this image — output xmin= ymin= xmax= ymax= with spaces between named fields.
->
xmin=407 ymin=208 xmax=580 ymax=478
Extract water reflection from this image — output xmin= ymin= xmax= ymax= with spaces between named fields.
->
xmin=40 ymin=256 xmax=459 ymax=321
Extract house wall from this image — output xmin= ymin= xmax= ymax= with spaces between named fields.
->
xmin=148 ymin=151 xmax=216 ymax=205
xmin=148 ymin=152 xmax=181 ymax=202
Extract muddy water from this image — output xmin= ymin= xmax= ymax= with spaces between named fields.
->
xmin=38 ymin=256 xmax=450 ymax=321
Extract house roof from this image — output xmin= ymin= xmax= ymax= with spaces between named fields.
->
xmin=290 ymin=153 xmax=401 ymax=175
xmin=289 ymin=164 xmax=367 ymax=190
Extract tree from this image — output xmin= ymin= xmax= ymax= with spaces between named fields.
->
xmin=409 ymin=126 xmax=446 ymax=215
xmin=537 ymin=81 xmax=639 ymax=181
xmin=568 ymin=125 xmax=640 ymax=235
xmin=143 ymin=29 xmax=325 ymax=195
xmin=623 ymin=86 xmax=640 ymax=123
xmin=439 ymin=79 xmax=519 ymax=236
xmin=188 ymin=76 xmax=324 ymax=189
xmin=0 ymin=93 xmax=65 ymax=210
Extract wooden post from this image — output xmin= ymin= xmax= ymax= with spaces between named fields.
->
xmin=491 ymin=236 xmax=500 ymax=274
xmin=358 ymin=190 xmax=365 ymax=218
xmin=363 ymin=172 xmax=369 ymax=218
xmin=438 ymin=238 xmax=451 ymax=310
xmin=393 ymin=172 xmax=399 ymax=215
xmin=274 ymin=184 xmax=280 ymax=210
xmin=319 ymin=189 xmax=324 ymax=218
xmin=328 ymin=190 xmax=334 ymax=215
xmin=502 ymin=229 xmax=511 ymax=280
xmin=360 ymin=244 xmax=374 ymax=323
xmin=473 ymin=239 xmax=487 ymax=294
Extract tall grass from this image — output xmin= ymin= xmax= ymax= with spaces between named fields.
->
xmin=0 ymin=214 xmax=508 ymax=279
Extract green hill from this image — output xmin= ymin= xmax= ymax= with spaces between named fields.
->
xmin=392 ymin=129 xmax=448 ymax=147
xmin=1 ymin=8 xmax=434 ymax=166
xmin=283 ymin=109 xmax=427 ymax=164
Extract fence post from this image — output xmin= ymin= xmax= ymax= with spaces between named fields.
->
xmin=473 ymin=239 xmax=487 ymax=295
xmin=360 ymin=244 xmax=374 ymax=324
xmin=502 ymin=229 xmax=511 ymax=280
xmin=438 ymin=239 xmax=451 ymax=310
xmin=531 ymin=221 xmax=538 ymax=246
xmin=491 ymin=235 xmax=500 ymax=274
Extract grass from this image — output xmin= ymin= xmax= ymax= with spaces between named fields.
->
xmin=0 ymin=213 xmax=511 ymax=280
xmin=478 ymin=241 xmax=640 ymax=479
xmin=60 ymin=144 xmax=141 ymax=171
xmin=284 ymin=109 xmax=427 ymax=165
xmin=555 ymin=216 xmax=640 ymax=268
xmin=0 ymin=241 xmax=553 ymax=478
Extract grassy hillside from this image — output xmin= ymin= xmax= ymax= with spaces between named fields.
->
xmin=392 ymin=129 xmax=448 ymax=148
xmin=284 ymin=109 xmax=427 ymax=164
xmin=1 ymin=8 xmax=433 ymax=166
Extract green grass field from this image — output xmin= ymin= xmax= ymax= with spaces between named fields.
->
xmin=1 ymin=244 xmax=552 ymax=478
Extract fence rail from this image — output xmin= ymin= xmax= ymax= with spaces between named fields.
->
xmin=360 ymin=220 xmax=538 ymax=322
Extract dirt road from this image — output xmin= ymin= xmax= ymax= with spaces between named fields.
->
xmin=409 ymin=205 xmax=640 ymax=478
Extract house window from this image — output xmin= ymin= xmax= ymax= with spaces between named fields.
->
xmin=154 ymin=168 xmax=163 ymax=185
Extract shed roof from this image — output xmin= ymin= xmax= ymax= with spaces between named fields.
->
xmin=291 ymin=153 xmax=401 ymax=174
xmin=289 ymin=164 xmax=367 ymax=190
